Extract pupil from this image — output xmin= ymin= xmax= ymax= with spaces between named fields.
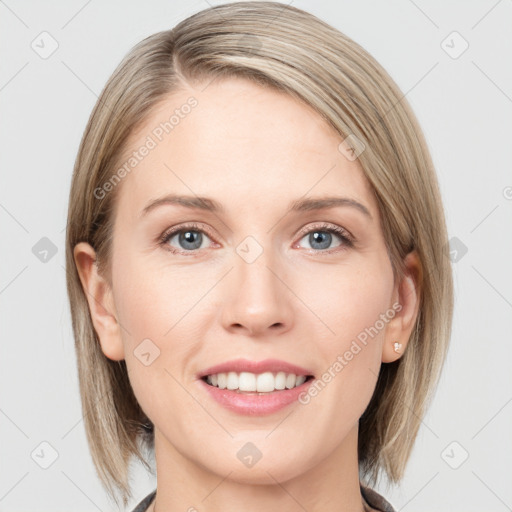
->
xmin=180 ymin=230 xmax=202 ymax=250
xmin=311 ymin=231 xmax=331 ymax=250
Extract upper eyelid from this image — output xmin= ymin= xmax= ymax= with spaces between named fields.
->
xmin=160 ymin=221 xmax=352 ymax=245
xmin=160 ymin=222 xmax=214 ymax=241
xmin=296 ymin=221 xmax=352 ymax=238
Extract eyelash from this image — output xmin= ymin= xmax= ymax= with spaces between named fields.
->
xmin=158 ymin=222 xmax=355 ymax=256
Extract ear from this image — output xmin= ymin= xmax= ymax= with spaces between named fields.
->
xmin=382 ymin=250 xmax=422 ymax=363
xmin=73 ymin=242 xmax=125 ymax=361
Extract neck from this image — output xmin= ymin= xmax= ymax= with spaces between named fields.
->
xmin=149 ymin=423 xmax=368 ymax=512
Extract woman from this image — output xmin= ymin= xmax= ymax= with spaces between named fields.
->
xmin=66 ymin=2 xmax=453 ymax=511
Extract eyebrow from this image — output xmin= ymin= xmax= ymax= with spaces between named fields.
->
xmin=141 ymin=194 xmax=372 ymax=219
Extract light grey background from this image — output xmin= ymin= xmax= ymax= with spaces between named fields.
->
xmin=1 ymin=1 xmax=511 ymax=511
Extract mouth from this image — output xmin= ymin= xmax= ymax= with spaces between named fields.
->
xmin=197 ymin=359 xmax=316 ymax=415
xmin=201 ymin=372 xmax=315 ymax=394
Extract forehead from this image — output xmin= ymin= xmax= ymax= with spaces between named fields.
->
xmin=114 ymin=77 xmax=377 ymax=220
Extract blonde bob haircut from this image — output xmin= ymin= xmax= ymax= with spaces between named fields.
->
xmin=66 ymin=1 xmax=453 ymax=508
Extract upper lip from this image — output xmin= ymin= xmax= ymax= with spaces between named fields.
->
xmin=198 ymin=358 xmax=314 ymax=379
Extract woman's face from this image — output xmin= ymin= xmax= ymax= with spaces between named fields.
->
xmin=80 ymin=77 xmax=418 ymax=484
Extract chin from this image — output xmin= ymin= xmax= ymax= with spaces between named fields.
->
xmin=207 ymin=454 xmax=310 ymax=486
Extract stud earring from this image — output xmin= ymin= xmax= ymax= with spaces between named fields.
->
xmin=393 ymin=341 xmax=402 ymax=353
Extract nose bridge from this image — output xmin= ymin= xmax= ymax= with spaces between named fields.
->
xmin=221 ymin=231 xmax=293 ymax=334
xmin=234 ymin=231 xmax=282 ymax=301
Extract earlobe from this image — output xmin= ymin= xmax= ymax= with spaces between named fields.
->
xmin=382 ymin=251 xmax=421 ymax=363
xmin=73 ymin=242 xmax=125 ymax=361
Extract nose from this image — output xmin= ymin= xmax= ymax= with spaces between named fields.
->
xmin=221 ymin=246 xmax=294 ymax=337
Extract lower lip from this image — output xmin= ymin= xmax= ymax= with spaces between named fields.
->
xmin=198 ymin=377 xmax=314 ymax=416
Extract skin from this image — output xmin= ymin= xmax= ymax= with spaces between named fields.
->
xmin=74 ymin=76 xmax=421 ymax=512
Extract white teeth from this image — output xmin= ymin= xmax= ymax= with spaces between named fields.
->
xmin=205 ymin=371 xmax=309 ymax=392
xmin=257 ymin=372 xmax=274 ymax=392
xmin=227 ymin=371 xmax=238 ymax=390
xmin=275 ymin=371 xmax=286 ymax=390
xmin=239 ymin=372 xmax=257 ymax=391
xmin=217 ymin=373 xmax=227 ymax=389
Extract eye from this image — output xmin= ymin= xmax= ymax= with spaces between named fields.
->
xmin=295 ymin=222 xmax=354 ymax=253
xmin=158 ymin=222 xmax=354 ymax=256
xmin=159 ymin=223 xmax=215 ymax=254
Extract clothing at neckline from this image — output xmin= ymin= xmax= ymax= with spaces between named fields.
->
xmin=129 ymin=482 xmax=396 ymax=512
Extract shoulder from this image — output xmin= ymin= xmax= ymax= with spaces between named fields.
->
xmin=129 ymin=490 xmax=156 ymax=512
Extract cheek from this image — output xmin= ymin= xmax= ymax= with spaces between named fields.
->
xmin=294 ymin=265 xmax=392 ymax=429
xmin=339 ymin=271 xmax=392 ymax=344
xmin=297 ymin=255 xmax=394 ymax=404
xmin=110 ymin=252 xmax=201 ymax=420
xmin=111 ymin=250 xmax=196 ymax=341
xmin=299 ymin=257 xmax=393 ymax=344
xmin=110 ymin=250 xmax=214 ymax=397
